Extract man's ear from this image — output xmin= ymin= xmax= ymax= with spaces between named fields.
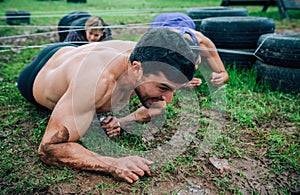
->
xmin=131 ymin=61 xmax=143 ymax=82
xmin=131 ymin=61 xmax=142 ymax=75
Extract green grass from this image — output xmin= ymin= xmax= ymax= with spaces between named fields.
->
xmin=1 ymin=0 xmax=300 ymax=194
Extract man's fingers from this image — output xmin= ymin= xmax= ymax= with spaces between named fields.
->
xmin=132 ymin=168 xmax=145 ymax=177
xmin=136 ymin=163 xmax=151 ymax=176
xmin=210 ymin=72 xmax=225 ymax=87
xmin=129 ymin=172 xmax=140 ymax=182
xmin=106 ymin=128 xmax=121 ymax=137
xmin=104 ymin=124 xmax=120 ymax=131
xmin=123 ymin=176 xmax=134 ymax=184
xmin=121 ymin=170 xmax=141 ymax=183
xmin=211 ymin=77 xmax=223 ymax=86
xmin=140 ymin=158 xmax=154 ymax=175
xmin=111 ymin=156 xmax=154 ymax=184
xmin=191 ymin=78 xmax=202 ymax=84
xmin=102 ymin=116 xmax=113 ymax=124
xmin=142 ymin=158 xmax=154 ymax=165
xmin=186 ymin=78 xmax=202 ymax=87
xmin=102 ymin=118 xmax=120 ymax=129
xmin=129 ymin=157 xmax=153 ymax=177
xmin=102 ymin=121 xmax=119 ymax=129
xmin=128 ymin=162 xmax=151 ymax=178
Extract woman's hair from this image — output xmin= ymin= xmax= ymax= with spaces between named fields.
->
xmin=130 ymin=28 xmax=199 ymax=83
xmin=85 ymin=16 xmax=104 ymax=31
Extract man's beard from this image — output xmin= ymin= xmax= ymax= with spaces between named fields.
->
xmin=134 ymin=88 xmax=149 ymax=108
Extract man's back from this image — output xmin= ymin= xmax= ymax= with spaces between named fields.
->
xmin=32 ymin=40 xmax=136 ymax=110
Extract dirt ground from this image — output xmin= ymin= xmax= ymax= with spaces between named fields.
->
xmin=275 ymin=27 xmax=300 ymax=33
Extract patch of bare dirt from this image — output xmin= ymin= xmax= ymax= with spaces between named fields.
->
xmin=275 ymin=28 xmax=300 ymax=34
xmin=0 ymin=29 xmax=58 ymax=49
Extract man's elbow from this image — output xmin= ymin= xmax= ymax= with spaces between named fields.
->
xmin=38 ymin=143 xmax=57 ymax=165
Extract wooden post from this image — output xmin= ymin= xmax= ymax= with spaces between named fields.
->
xmin=276 ymin=0 xmax=290 ymax=19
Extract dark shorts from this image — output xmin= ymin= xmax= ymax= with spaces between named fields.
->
xmin=17 ymin=42 xmax=77 ymax=105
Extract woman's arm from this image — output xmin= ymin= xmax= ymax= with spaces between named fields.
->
xmin=192 ymin=29 xmax=229 ymax=86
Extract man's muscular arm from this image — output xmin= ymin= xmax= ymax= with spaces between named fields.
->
xmin=39 ymin=132 xmax=153 ymax=183
xmin=38 ymin=92 xmax=153 ymax=183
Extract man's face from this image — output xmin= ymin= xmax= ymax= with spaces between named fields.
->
xmin=85 ymin=29 xmax=104 ymax=42
xmin=134 ymin=72 xmax=183 ymax=108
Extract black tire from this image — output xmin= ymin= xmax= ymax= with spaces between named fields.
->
xmin=6 ymin=11 xmax=30 ymax=25
xmin=255 ymin=33 xmax=300 ymax=69
xmin=186 ymin=7 xmax=248 ymax=31
xmin=69 ymin=16 xmax=89 ymax=29
xmin=255 ymin=60 xmax=300 ymax=93
xmin=68 ymin=16 xmax=90 ymax=40
xmin=57 ymin=11 xmax=91 ymax=42
xmin=218 ymin=48 xmax=256 ymax=69
xmin=200 ymin=16 xmax=275 ymax=49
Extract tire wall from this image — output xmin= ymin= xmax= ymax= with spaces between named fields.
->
xmin=256 ymin=33 xmax=300 ymax=69
xmin=199 ymin=16 xmax=275 ymax=69
xmin=189 ymin=7 xmax=299 ymax=93
xmin=57 ymin=11 xmax=91 ymax=42
xmin=187 ymin=7 xmax=248 ymax=31
xmin=255 ymin=33 xmax=300 ymax=93
xmin=255 ymin=60 xmax=300 ymax=93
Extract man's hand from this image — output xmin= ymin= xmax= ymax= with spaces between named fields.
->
xmin=186 ymin=77 xmax=202 ymax=88
xmin=101 ymin=116 xmax=121 ymax=137
xmin=211 ymin=72 xmax=228 ymax=87
xmin=109 ymin=156 xmax=154 ymax=183
xmin=134 ymin=101 xmax=166 ymax=123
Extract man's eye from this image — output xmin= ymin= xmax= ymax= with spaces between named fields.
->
xmin=159 ymin=87 xmax=168 ymax=91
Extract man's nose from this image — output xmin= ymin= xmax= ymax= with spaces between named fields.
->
xmin=162 ymin=91 xmax=174 ymax=104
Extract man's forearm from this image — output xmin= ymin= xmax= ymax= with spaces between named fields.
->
xmin=119 ymin=107 xmax=152 ymax=124
xmin=38 ymin=141 xmax=154 ymax=184
xmin=119 ymin=103 xmax=166 ymax=124
xmin=39 ymin=141 xmax=115 ymax=173
xmin=118 ymin=112 xmax=137 ymax=124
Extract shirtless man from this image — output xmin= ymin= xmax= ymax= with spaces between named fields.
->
xmin=151 ymin=12 xmax=229 ymax=87
xmin=17 ymin=28 xmax=199 ymax=183
xmin=99 ymin=13 xmax=229 ymax=138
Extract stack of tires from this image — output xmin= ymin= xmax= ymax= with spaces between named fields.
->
xmin=254 ymin=33 xmax=300 ymax=93
xmin=57 ymin=11 xmax=113 ymax=44
xmin=186 ymin=7 xmax=248 ymax=31
xmin=188 ymin=7 xmax=299 ymax=93
xmin=200 ymin=16 xmax=275 ymax=69
xmin=57 ymin=11 xmax=91 ymax=42
xmin=6 ymin=11 xmax=30 ymax=25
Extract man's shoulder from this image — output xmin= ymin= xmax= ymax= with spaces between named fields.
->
xmin=99 ymin=40 xmax=137 ymax=47
xmin=83 ymin=40 xmax=137 ymax=53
